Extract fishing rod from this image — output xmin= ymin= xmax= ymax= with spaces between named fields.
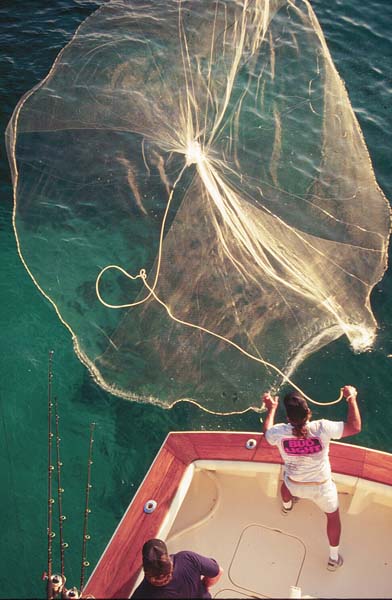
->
xmin=44 ymin=354 xmax=67 ymax=599
xmin=44 ymin=351 xmax=96 ymax=598
xmin=47 ymin=350 xmax=55 ymax=599
xmin=46 ymin=351 xmax=67 ymax=598
xmin=54 ymin=397 xmax=67 ymax=579
xmin=80 ymin=422 xmax=96 ymax=593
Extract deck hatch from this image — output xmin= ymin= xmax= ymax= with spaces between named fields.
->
xmin=229 ymin=523 xmax=306 ymax=598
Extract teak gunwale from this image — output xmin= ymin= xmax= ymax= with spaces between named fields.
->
xmin=84 ymin=431 xmax=392 ymax=599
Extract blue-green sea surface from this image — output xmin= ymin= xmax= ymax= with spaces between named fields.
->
xmin=0 ymin=1 xmax=391 ymax=598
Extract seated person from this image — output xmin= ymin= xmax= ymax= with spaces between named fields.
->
xmin=131 ymin=538 xmax=223 ymax=598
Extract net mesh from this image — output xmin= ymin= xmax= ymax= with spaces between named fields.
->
xmin=6 ymin=0 xmax=390 ymax=412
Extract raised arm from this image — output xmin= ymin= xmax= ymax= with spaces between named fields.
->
xmin=262 ymin=392 xmax=279 ymax=433
xmin=341 ymin=385 xmax=361 ymax=438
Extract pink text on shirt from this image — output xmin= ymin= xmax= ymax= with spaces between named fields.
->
xmin=282 ymin=437 xmax=323 ymax=455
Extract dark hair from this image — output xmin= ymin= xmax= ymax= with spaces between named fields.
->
xmin=284 ymin=391 xmax=311 ymax=438
xmin=142 ymin=539 xmax=172 ymax=578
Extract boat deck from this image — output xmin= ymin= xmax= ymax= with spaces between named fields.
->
xmin=164 ymin=461 xmax=392 ymax=598
xmin=84 ymin=432 xmax=392 ymax=599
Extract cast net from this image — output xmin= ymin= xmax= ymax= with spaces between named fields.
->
xmin=6 ymin=0 xmax=390 ymax=412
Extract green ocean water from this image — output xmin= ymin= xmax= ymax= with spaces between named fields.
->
xmin=1 ymin=1 xmax=391 ymax=598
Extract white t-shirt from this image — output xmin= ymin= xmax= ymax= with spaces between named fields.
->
xmin=265 ymin=419 xmax=344 ymax=482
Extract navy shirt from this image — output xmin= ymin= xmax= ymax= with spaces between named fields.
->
xmin=131 ymin=550 xmax=220 ymax=598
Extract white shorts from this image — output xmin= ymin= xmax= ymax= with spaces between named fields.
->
xmin=284 ymin=475 xmax=339 ymax=513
